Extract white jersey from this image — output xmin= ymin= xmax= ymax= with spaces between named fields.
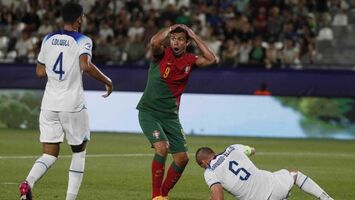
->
xmin=204 ymin=144 xmax=274 ymax=200
xmin=37 ymin=30 xmax=92 ymax=112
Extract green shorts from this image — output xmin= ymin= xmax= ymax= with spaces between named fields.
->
xmin=138 ymin=110 xmax=188 ymax=153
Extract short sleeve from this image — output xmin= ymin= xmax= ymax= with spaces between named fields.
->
xmin=204 ymin=168 xmax=220 ymax=188
xmin=189 ymin=54 xmax=198 ymax=68
xmin=231 ymin=144 xmax=253 ymax=156
xmin=78 ymin=36 xmax=93 ymax=57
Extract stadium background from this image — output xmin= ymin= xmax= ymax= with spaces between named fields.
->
xmin=1 ymin=0 xmax=355 ymax=199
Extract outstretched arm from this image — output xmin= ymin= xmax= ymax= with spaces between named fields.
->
xmin=183 ymin=25 xmax=217 ymax=67
xmin=79 ymin=54 xmax=113 ymax=97
xmin=210 ymin=183 xmax=224 ymax=200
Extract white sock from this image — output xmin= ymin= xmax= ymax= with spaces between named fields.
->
xmin=66 ymin=151 xmax=86 ymax=200
xmin=26 ymin=154 xmax=57 ymax=188
xmin=295 ymin=171 xmax=332 ymax=200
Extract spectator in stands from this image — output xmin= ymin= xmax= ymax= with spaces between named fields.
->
xmin=14 ymin=31 xmax=33 ymax=63
xmin=3 ymin=0 xmax=347 ymax=67
xmin=220 ymin=39 xmax=238 ymax=67
xmin=249 ymin=36 xmax=266 ymax=67
xmin=265 ymin=39 xmax=282 ymax=69
xmin=332 ymin=8 xmax=348 ymax=26
xmin=37 ymin=19 xmax=54 ymax=36
xmin=175 ymin=6 xmax=191 ymax=25
xmin=281 ymin=37 xmax=301 ymax=68
xmin=99 ymin=22 xmax=114 ymax=40
xmin=128 ymin=19 xmax=145 ymax=42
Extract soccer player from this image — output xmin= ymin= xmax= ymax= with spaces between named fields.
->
xmin=196 ymin=144 xmax=334 ymax=200
xmin=19 ymin=2 xmax=113 ymax=200
xmin=137 ymin=24 xmax=217 ymax=200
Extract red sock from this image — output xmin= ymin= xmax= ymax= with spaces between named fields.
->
xmin=161 ymin=162 xmax=184 ymax=196
xmin=152 ymin=154 xmax=166 ymax=199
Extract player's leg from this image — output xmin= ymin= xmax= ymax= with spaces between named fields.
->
xmin=269 ymin=169 xmax=294 ymax=200
xmin=290 ymin=170 xmax=334 ymax=200
xmin=66 ymin=142 xmax=87 ymax=200
xmin=161 ymin=118 xmax=189 ymax=197
xmin=60 ymin=109 xmax=90 ymax=200
xmin=139 ymin=111 xmax=169 ymax=199
xmin=20 ymin=110 xmax=63 ymax=200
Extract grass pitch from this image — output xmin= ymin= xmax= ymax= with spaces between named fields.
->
xmin=1 ymin=128 xmax=355 ymax=200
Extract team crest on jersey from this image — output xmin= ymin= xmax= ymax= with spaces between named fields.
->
xmin=152 ymin=130 xmax=160 ymax=139
xmin=184 ymin=65 xmax=191 ymax=74
xmin=84 ymin=43 xmax=92 ymax=51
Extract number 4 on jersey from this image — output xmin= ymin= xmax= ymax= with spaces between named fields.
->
xmin=53 ymin=52 xmax=65 ymax=80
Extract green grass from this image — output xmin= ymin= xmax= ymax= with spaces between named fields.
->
xmin=1 ymin=128 xmax=355 ymax=200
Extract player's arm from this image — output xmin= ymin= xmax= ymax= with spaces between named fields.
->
xmin=209 ymin=183 xmax=224 ymax=200
xmin=79 ymin=54 xmax=113 ymax=97
xmin=182 ymin=25 xmax=217 ymax=67
xmin=36 ymin=63 xmax=47 ymax=78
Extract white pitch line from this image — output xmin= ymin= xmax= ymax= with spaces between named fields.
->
xmin=0 ymin=152 xmax=354 ymax=159
xmin=1 ymin=182 xmax=18 ymax=185
xmin=0 ymin=153 xmax=152 ymax=159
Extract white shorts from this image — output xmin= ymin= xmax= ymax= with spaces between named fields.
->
xmin=39 ymin=109 xmax=90 ymax=145
xmin=268 ymin=169 xmax=294 ymax=200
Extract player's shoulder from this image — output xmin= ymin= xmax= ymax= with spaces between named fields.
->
xmin=43 ymin=30 xmax=92 ymax=43
xmin=184 ymin=52 xmax=198 ymax=63
xmin=42 ymin=30 xmax=62 ymax=43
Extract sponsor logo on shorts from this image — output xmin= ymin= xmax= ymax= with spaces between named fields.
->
xmin=152 ymin=130 xmax=160 ymax=139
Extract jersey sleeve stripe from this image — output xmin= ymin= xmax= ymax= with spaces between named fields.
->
xmin=209 ymin=182 xmax=221 ymax=188
xmin=79 ymin=53 xmax=92 ymax=57
xmin=37 ymin=60 xmax=45 ymax=65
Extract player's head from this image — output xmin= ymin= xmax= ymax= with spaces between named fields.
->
xmin=195 ymin=147 xmax=215 ymax=169
xmin=62 ymin=2 xmax=84 ymax=27
xmin=169 ymin=26 xmax=190 ymax=57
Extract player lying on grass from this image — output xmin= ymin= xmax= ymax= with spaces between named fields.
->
xmin=195 ymin=144 xmax=334 ymax=200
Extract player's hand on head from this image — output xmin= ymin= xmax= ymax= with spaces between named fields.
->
xmin=169 ymin=24 xmax=180 ymax=32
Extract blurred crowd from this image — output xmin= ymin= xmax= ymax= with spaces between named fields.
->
xmin=0 ymin=0 xmax=353 ymax=69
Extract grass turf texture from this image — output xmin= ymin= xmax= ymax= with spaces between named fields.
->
xmin=1 ymin=128 xmax=355 ymax=200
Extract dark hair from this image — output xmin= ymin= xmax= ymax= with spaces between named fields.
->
xmin=170 ymin=27 xmax=190 ymax=40
xmin=62 ymin=2 xmax=83 ymax=24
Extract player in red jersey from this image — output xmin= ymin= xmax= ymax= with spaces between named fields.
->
xmin=137 ymin=24 xmax=217 ymax=200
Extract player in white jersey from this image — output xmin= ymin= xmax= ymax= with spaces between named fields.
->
xmin=196 ymin=144 xmax=334 ymax=200
xmin=19 ymin=2 xmax=113 ymax=200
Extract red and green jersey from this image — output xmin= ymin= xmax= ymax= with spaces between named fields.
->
xmin=137 ymin=47 xmax=198 ymax=118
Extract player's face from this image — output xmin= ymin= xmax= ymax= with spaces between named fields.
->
xmin=170 ymin=32 xmax=189 ymax=56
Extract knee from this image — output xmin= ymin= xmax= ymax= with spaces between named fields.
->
xmin=175 ymin=152 xmax=189 ymax=167
xmin=154 ymin=142 xmax=169 ymax=156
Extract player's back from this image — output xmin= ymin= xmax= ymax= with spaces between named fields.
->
xmin=204 ymin=144 xmax=273 ymax=200
xmin=37 ymin=30 xmax=92 ymax=112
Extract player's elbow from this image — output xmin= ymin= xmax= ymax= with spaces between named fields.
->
xmin=36 ymin=71 xmax=47 ymax=78
xmin=208 ymin=55 xmax=218 ymax=65
xmin=202 ymin=55 xmax=218 ymax=67
xmin=80 ymin=62 xmax=93 ymax=73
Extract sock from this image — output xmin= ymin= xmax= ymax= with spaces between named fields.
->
xmin=295 ymin=171 xmax=331 ymax=200
xmin=152 ymin=154 xmax=166 ymax=199
xmin=66 ymin=151 xmax=86 ymax=200
xmin=26 ymin=154 xmax=57 ymax=188
xmin=161 ymin=162 xmax=185 ymax=196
